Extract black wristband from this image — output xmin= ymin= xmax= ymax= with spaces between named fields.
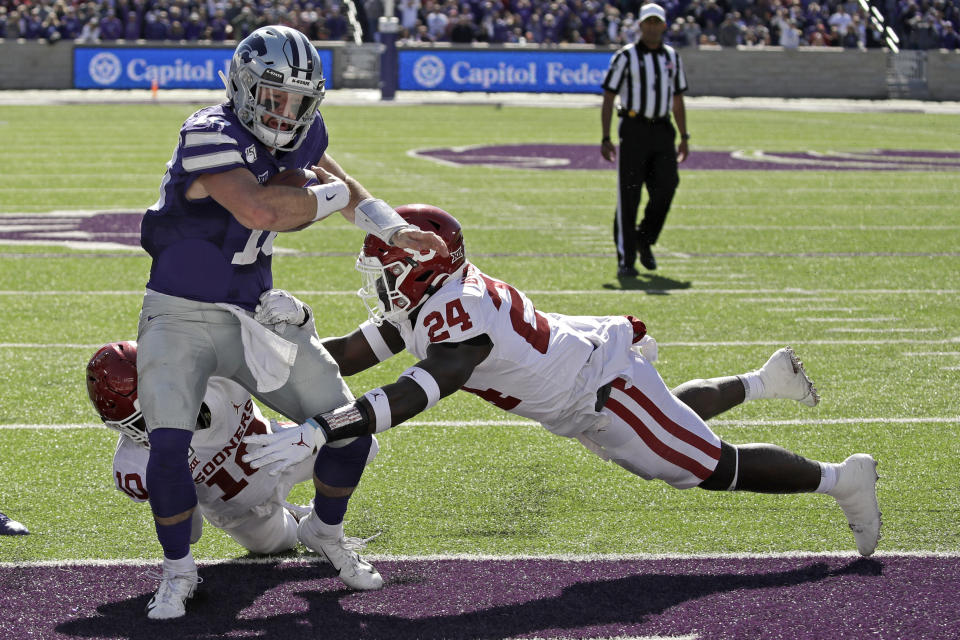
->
xmin=297 ymin=306 xmax=311 ymax=328
xmin=313 ymin=401 xmax=371 ymax=442
xmin=602 ymin=136 xmax=611 ymax=143
xmin=681 ymin=133 xmax=690 ymax=140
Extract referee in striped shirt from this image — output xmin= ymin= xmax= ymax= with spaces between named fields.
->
xmin=601 ymin=2 xmax=689 ymax=276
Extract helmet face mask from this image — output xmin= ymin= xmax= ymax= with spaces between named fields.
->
xmin=357 ymin=252 xmax=421 ymax=325
xmin=356 ymin=205 xmax=466 ymax=325
xmin=102 ymin=401 xmax=149 ymax=449
xmin=226 ymin=26 xmax=325 ymax=152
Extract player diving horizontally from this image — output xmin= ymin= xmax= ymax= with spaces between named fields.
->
xmin=87 ymin=341 xmax=378 ymax=555
xmin=244 ymin=204 xmax=881 ymax=558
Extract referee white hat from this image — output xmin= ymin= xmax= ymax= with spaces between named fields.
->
xmin=639 ymin=3 xmax=666 ymax=22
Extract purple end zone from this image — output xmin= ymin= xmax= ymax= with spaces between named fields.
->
xmin=2 ymin=555 xmax=958 ymax=639
xmin=416 ymin=145 xmax=960 ymax=171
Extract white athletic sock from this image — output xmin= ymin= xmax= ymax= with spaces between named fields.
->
xmin=814 ymin=462 xmax=840 ymax=494
xmin=738 ymin=372 xmax=765 ymax=402
xmin=163 ymin=550 xmax=196 ymax=574
xmin=306 ymin=513 xmax=344 ymax=540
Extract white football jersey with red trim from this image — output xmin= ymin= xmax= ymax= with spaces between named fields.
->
xmin=112 ymin=377 xmax=311 ymax=526
xmin=396 ymin=264 xmax=638 ymax=436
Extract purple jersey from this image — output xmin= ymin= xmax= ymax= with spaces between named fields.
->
xmin=141 ymin=103 xmax=328 ymax=310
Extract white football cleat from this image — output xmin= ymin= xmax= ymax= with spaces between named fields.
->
xmin=298 ymin=513 xmax=383 ymax=590
xmin=145 ymin=566 xmax=201 ymax=620
xmin=829 ymin=453 xmax=882 ymax=557
xmin=758 ymin=347 xmax=820 ymax=407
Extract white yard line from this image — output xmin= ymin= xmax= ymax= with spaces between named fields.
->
xmin=825 ymin=327 xmax=939 ymax=333
xmin=797 ymin=317 xmax=899 ymax=322
xmin=2 ymin=337 xmax=958 ymax=350
xmin=1 ymin=338 xmax=958 ymax=350
xmin=3 ymin=416 xmax=957 ymax=431
xmin=0 ymin=288 xmax=958 ymax=296
xmin=902 ymin=352 xmax=960 ymax=356
xmin=770 ymin=307 xmax=862 ymax=312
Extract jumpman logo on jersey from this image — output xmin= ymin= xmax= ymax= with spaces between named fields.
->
xmin=232 ymin=402 xmax=244 ymax=414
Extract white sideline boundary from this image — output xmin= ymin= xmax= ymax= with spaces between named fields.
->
xmin=3 ymin=89 xmax=960 ymax=114
xmin=3 ymin=549 xmax=959 ymax=570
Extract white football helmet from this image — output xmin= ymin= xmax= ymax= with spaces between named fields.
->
xmin=224 ymin=25 xmax=325 ymax=152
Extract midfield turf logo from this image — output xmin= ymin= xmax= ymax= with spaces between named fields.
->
xmin=0 ymin=211 xmax=145 ymax=250
xmin=411 ymin=145 xmax=960 ymax=172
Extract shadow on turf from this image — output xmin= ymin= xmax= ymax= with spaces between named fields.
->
xmin=54 ymin=558 xmax=881 ymax=639
xmin=605 ymin=272 xmax=692 ymax=294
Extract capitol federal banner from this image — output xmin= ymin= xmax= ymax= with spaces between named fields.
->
xmin=398 ymin=49 xmax=610 ymax=93
xmin=74 ymin=46 xmax=335 ymax=90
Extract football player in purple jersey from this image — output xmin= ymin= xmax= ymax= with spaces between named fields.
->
xmin=135 ymin=26 xmax=446 ymax=620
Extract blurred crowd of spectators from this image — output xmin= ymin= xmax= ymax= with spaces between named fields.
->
xmin=1 ymin=0 xmax=957 ymax=49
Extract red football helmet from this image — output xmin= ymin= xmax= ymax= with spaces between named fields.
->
xmin=356 ymin=204 xmax=467 ymax=325
xmin=86 ymin=341 xmax=148 ymax=448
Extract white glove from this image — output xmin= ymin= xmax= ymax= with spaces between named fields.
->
xmin=254 ymin=289 xmax=307 ymax=333
xmin=631 ymin=334 xmax=658 ymax=362
xmin=242 ymin=418 xmax=327 ymax=476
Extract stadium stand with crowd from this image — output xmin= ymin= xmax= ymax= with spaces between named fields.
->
xmin=0 ymin=0 xmax=957 ymax=51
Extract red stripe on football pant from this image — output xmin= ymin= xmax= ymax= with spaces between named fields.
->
xmin=612 ymin=378 xmax=721 ymax=459
xmin=604 ymin=396 xmax=715 ymax=481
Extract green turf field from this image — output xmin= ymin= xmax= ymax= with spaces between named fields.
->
xmin=0 ymin=102 xmax=958 ymax=563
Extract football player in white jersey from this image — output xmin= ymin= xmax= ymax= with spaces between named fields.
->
xmin=86 ymin=342 xmax=379 ymax=559
xmin=243 ymin=205 xmax=881 ymax=558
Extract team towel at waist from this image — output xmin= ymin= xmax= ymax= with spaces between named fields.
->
xmin=217 ymin=303 xmax=298 ymax=392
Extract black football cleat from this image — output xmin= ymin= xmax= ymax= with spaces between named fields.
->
xmin=0 ymin=511 xmax=29 ymax=535
xmin=639 ymin=243 xmax=657 ymax=270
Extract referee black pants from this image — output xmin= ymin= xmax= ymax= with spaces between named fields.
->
xmin=614 ymin=118 xmax=679 ymax=269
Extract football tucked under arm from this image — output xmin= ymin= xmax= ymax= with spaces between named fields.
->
xmin=267 ymin=168 xmax=319 ymax=189
xmin=267 ymin=168 xmax=348 ymax=230
xmin=267 ymin=168 xmax=320 ymax=232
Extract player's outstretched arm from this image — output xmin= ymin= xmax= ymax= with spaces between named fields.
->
xmin=347 ymin=338 xmax=493 ymax=434
xmin=241 ymin=338 xmax=492 ymax=472
xmin=321 ymin=321 xmax=406 ymax=377
xmin=313 ymin=153 xmax=448 ymax=257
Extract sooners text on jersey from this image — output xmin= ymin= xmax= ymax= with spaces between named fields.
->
xmin=112 ymin=377 xmax=285 ymax=524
